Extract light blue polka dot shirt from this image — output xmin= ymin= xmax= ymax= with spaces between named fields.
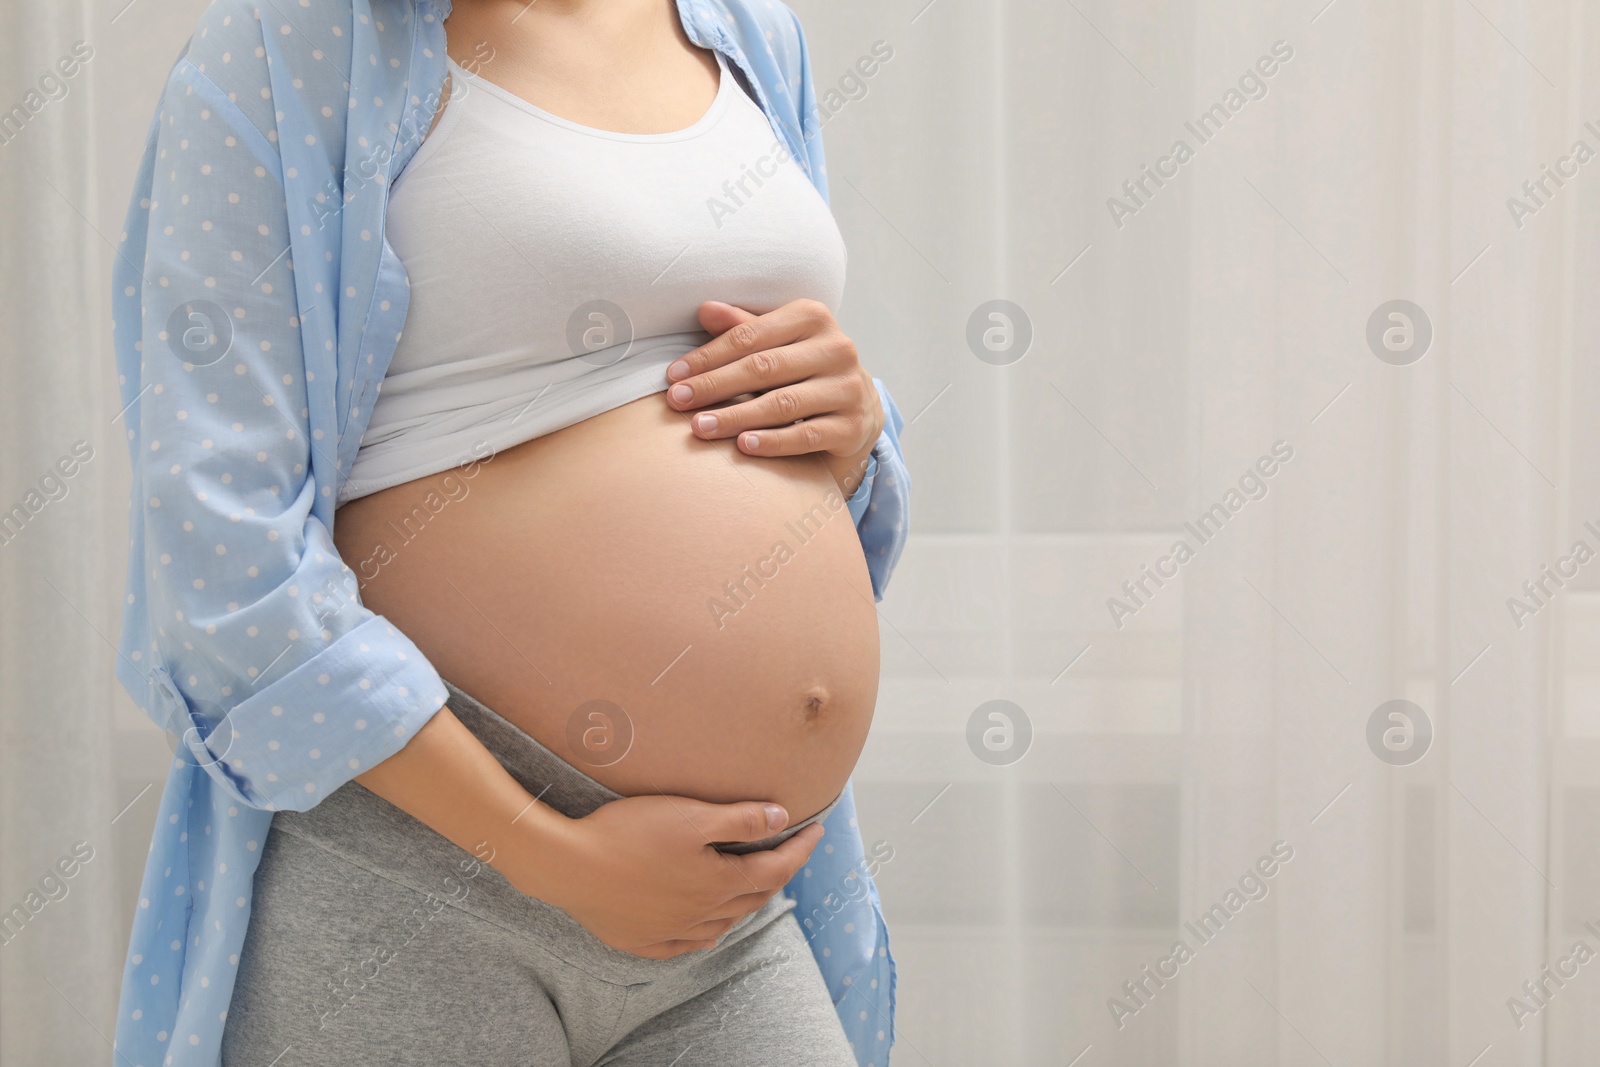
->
xmin=108 ymin=1 xmax=911 ymax=1065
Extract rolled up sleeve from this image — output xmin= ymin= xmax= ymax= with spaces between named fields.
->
xmin=132 ymin=59 xmax=447 ymax=812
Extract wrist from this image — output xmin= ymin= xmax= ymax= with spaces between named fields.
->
xmin=354 ymin=704 xmax=586 ymax=907
xmin=488 ymin=800 xmax=583 ymax=904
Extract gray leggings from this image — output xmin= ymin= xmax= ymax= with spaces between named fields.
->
xmin=221 ymin=678 xmax=854 ymax=1067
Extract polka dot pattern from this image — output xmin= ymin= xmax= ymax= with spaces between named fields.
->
xmin=108 ymin=2 xmax=903 ymax=1066
xmin=844 ymin=381 xmax=910 ymax=595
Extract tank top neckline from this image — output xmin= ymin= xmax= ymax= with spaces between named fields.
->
xmin=444 ymin=49 xmax=733 ymax=144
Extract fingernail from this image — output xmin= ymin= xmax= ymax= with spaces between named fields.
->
xmin=743 ymin=432 xmax=760 ymax=450
xmin=695 ymin=412 xmax=718 ymax=433
xmin=669 ymin=383 xmax=693 ymax=404
xmin=764 ymin=804 xmax=788 ymax=831
xmin=667 ymin=360 xmax=690 ymax=380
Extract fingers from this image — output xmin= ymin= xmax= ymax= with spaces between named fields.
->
xmin=675 ymin=299 xmax=831 ymax=380
xmin=678 ymin=915 xmax=742 ymax=940
xmin=679 ymin=374 xmax=857 ymax=441
xmin=701 ymin=800 xmax=791 ymax=844
xmin=693 ymin=299 xmax=758 ymax=339
xmin=667 ymin=338 xmax=841 ymax=414
xmin=731 ymin=415 xmax=863 ymax=459
xmin=625 ymin=887 xmax=777 ymax=958
xmin=724 ymin=823 xmax=824 ymax=890
xmin=604 ymin=887 xmax=776 ymax=959
xmin=719 ymin=887 xmax=779 ymax=917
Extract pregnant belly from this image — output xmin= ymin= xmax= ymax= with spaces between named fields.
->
xmin=332 ymin=392 xmax=880 ymax=823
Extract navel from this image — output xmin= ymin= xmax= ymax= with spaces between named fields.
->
xmin=799 ymin=687 xmax=829 ymax=723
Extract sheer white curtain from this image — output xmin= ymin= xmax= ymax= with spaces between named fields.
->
xmin=807 ymin=0 xmax=1593 ymax=1064
xmin=2 ymin=0 xmax=1593 ymax=1063
xmin=0 ymin=1 xmax=123 ymax=1063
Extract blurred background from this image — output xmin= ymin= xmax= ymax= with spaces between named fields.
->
xmin=2 ymin=0 xmax=1597 ymax=1064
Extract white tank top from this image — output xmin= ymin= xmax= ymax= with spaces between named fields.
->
xmin=339 ymin=49 xmax=848 ymax=503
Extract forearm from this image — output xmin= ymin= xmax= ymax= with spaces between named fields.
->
xmin=354 ymin=704 xmax=573 ymax=896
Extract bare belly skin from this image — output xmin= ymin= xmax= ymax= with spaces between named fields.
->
xmin=332 ymin=392 xmax=881 ymax=823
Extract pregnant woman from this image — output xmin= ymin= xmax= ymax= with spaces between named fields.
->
xmin=107 ymin=1 xmax=909 ymax=1065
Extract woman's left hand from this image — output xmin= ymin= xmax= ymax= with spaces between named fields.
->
xmin=665 ymin=299 xmax=883 ymax=498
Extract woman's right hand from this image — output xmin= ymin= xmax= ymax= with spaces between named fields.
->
xmin=506 ymin=794 xmax=825 ymax=959
xmin=356 ymin=707 xmax=822 ymax=960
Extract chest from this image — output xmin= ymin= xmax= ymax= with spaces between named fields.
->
xmin=321 ymin=12 xmax=815 ymax=474
xmin=380 ymin=59 xmax=845 ymax=370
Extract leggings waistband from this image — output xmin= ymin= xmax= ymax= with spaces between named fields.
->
xmin=440 ymin=678 xmax=839 ymax=854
